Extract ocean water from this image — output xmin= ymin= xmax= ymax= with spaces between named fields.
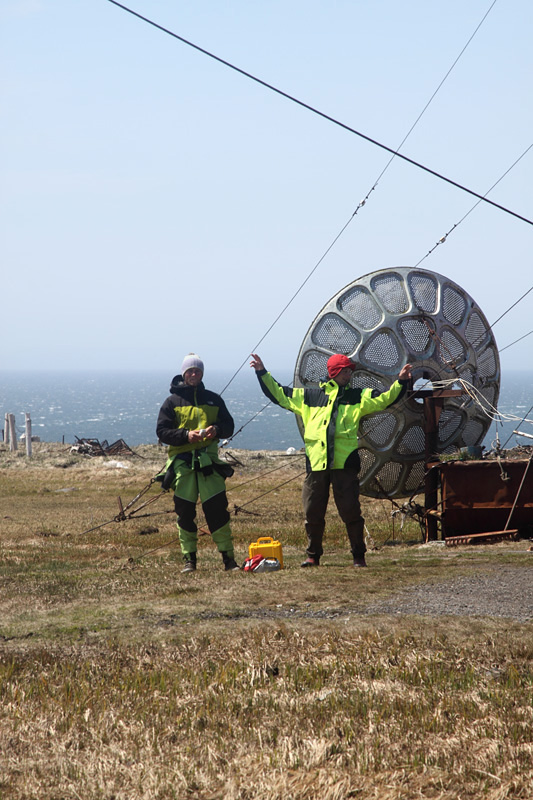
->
xmin=1 ymin=368 xmax=532 ymax=453
xmin=484 ymin=370 xmax=533 ymax=450
xmin=0 ymin=369 xmax=301 ymax=451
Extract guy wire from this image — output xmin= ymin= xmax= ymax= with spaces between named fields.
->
xmin=415 ymin=141 xmax=533 ymax=268
xmin=109 ymin=0 xmax=527 ymax=432
xmin=370 ymin=0 xmax=499 ymax=192
xmin=108 ymin=0 xmax=532 ymax=228
xmin=215 ymin=0 xmax=501 ymax=395
xmin=466 ymin=282 xmax=532 ymax=354
xmin=108 ymin=1 xmax=529 ymax=472
xmin=499 ymin=328 xmax=533 ymax=354
xmin=502 ymin=404 xmax=533 ymax=449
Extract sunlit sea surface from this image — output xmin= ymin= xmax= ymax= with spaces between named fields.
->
xmin=1 ymin=369 xmax=532 ymax=453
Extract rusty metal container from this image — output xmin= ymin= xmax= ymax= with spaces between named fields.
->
xmin=439 ymin=459 xmax=533 ymax=538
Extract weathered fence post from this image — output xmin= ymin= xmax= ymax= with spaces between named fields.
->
xmin=8 ymin=414 xmax=17 ymax=452
xmin=4 ymin=413 xmax=10 ymax=445
xmin=25 ymin=412 xmax=32 ymax=458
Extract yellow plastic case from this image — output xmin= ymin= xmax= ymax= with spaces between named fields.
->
xmin=248 ymin=537 xmax=283 ymax=568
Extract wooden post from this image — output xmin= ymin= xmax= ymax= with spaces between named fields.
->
xmin=424 ymin=396 xmax=442 ymax=542
xmin=25 ymin=413 xmax=32 ymax=458
xmin=8 ymin=414 xmax=17 ymax=452
xmin=410 ymin=388 xmax=463 ymax=542
xmin=4 ymin=413 xmax=10 ymax=445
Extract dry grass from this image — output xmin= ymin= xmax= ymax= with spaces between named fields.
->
xmin=1 ymin=442 xmax=532 ymax=799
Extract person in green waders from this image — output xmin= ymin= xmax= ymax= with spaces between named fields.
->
xmin=156 ymin=353 xmax=240 ymax=573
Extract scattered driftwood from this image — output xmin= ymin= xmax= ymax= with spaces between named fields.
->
xmin=70 ymin=437 xmax=143 ymax=458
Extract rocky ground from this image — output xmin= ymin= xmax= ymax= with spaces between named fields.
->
xmin=362 ymin=560 xmax=533 ymax=622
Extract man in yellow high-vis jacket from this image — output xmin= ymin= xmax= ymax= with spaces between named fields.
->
xmin=250 ymin=352 xmax=412 ymax=568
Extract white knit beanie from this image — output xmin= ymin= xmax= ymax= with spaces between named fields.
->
xmin=181 ymin=353 xmax=204 ymax=375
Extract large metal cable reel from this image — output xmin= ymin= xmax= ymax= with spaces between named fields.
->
xmin=294 ymin=267 xmax=500 ymax=498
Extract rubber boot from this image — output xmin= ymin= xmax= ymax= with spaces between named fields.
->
xmin=221 ymin=551 xmax=240 ymax=571
xmin=181 ymin=552 xmax=197 ymax=573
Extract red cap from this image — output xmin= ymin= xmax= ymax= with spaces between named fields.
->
xmin=327 ymin=354 xmax=356 ymax=379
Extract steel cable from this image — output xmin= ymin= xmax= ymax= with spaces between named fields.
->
xmin=106 ymin=3 xmax=531 ymax=223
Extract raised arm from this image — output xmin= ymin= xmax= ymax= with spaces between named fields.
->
xmin=398 ymin=363 xmax=413 ymax=382
xmin=250 ymin=353 xmax=265 ymax=372
xmin=250 ymin=353 xmax=306 ymax=416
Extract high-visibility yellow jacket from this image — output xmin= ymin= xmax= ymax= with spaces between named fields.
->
xmin=256 ymin=369 xmax=406 ymax=472
xmin=156 ymin=375 xmax=234 ymax=462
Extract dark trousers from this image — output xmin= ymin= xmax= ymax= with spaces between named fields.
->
xmin=173 ymin=491 xmax=232 ymax=555
xmin=302 ymin=469 xmax=366 ymax=560
xmin=173 ymin=491 xmax=230 ymax=534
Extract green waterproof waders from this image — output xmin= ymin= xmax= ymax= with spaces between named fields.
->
xmin=171 ymin=456 xmax=234 ymax=558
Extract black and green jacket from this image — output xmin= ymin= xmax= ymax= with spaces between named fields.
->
xmin=256 ymin=369 xmax=407 ymax=472
xmin=156 ymin=375 xmax=234 ymax=461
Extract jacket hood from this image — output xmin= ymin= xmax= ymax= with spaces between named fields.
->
xmin=169 ymin=374 xmax=205 ymax=394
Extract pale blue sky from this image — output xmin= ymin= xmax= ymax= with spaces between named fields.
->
xmin=2 ymin=0 xmax=532 ymax=376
